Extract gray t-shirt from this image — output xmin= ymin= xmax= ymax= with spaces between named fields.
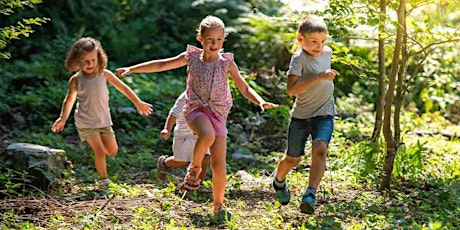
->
xmin=287 ymin=46 xmax=336 ymax=119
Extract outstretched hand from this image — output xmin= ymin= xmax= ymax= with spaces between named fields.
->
xmin=136 ymin=101 xmax=153 ymax=116
xmin=115 ymin=67 xmax=131 ymax=77
xmin=259 ymin=102 xmax=279 ymax=112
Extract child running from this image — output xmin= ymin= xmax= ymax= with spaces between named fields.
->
xmin=272 ymin=15 xmax=340 ymax=214
xmin=116 ymin=15 xmax=278 ymax=222
xmin=51 ymin=37 xmax=153 ymax=188
xmin=157 ymin=91 xmax=210 ymax=183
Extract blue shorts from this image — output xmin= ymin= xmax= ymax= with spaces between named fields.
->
xmin=286 ymin=116 xmax=334 ymax=157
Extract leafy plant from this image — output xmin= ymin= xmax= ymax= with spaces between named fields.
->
xmin=393 ymin=140 xmax=427 ymax=182
xmin=0 ymin=0 xmax=49 ymax=59
xmin=0 ymin=169 xmax=30 ymax=198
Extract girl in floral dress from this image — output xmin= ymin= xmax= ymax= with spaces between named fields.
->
xmin=116 ymin=15 xmax=278 ymax=221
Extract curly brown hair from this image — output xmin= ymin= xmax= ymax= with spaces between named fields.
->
xmin=64 ymin=37 xmax=107 ymax=73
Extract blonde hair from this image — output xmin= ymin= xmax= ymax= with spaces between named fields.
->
xmin=64 ymin=37 xmax=107 ymax=73
xmin=298 ymin=15 xmax=328 ymax=36
xmin=196 ymin=15 xmax=225 ymax=36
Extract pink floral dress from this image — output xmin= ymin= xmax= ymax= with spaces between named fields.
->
xmin=184 ymin=45 xmax=233 ymax=121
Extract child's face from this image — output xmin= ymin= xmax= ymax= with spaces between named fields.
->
xmin=79 ymin=50 xmax=98 ymax=75
xmin=298 ymin=32 xmax=327 ymax=57
xmin=198 ymin=27 xmax=225 ymax=55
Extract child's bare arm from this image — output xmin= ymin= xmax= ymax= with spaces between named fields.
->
xmin=287 ymin=69 xmax=340 ymax=97
xmin=161 ymin=114 xmax=177 ymax=140
xmin=116 ymin=53 xmax=188 ymax=77
xmin=228 ymin=61 xmax=279 ymax=111
xmin=105 ymin=70 xmax=153 ymax=116
xmin=51 ymin=76 xmax=78 ymax=132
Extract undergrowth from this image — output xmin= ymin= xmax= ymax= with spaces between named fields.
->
xmin=1 ymin=103 xmax=459 ymax=229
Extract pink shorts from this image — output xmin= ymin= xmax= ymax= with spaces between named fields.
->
xmin=186 ymin=108 xmax=227 ymax=136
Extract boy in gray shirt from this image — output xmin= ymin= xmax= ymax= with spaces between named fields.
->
xmin=272 ymin=15 xmax=340 ymax=214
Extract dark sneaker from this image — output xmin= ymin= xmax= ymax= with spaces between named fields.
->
xmin=273 ymin=181 xmax=291 ymax=205
xmin=156 ymin=155 xmax=168 ymax=181
xmin=300 ymin=193 xmax=316 ymax=214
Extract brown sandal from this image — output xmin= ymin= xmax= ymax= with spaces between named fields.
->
xmin=184 ymin=165 xmax=202 ymax=190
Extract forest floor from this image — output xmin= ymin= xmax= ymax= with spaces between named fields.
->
xmin=0 ymin=114 xmax=459 ymax=229
xmin=1 ymin=149 xmax=459 ymax=229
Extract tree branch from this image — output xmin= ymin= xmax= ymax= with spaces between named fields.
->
xmin=410 ymin=39 xmax=460 ymax=56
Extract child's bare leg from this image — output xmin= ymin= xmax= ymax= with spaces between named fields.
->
xmin=164 ymin=157 xmax=188 ymax=168
xmin=308 ymin=140 xmax=328 ymax=189
xmin=86 ymin=134 xmax=109 ymax=180
xmin=199 ymin=154 xmax=210 ymax=181
xmin=157 ymin=156 xmax=189 ymax=181
xmin=276 ymin=155 xmax=301 ymax=181
xmin=209 ymin=136 xmax=227 ymax=212
xmin=101 ymin=134 xmax=118 ymax=157
xmin=189 ymin=116 xmax=215 ymax=169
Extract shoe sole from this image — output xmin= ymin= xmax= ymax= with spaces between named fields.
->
xmin=299 ymin=202 xmax=315 ymax=214
xmin=184 ymin=183 xmax=200 ymax=190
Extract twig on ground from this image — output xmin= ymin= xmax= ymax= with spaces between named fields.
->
xmin=98 ymin=195 xmax=115 ymax=212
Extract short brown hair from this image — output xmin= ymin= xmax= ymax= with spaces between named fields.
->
xmin=298 ymin=15 xmax=328 ymax=36
xmin=64 ymin=37 xmax=107 ymax=73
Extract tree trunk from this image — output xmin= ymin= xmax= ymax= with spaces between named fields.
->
xmin=394 ymin=15 xmax=408 ymax=147
xmin=394 ymin=65 xmax=404 ymax=146
xmin=371 ymin=0 xmax=387 ymax=142
xmin=380 ymin=0 xmax=406 ymax=191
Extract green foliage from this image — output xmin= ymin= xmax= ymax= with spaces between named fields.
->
xmin=331 ymin=44 xmax=378 ymax=99
xmin=5 ymin=0 xmax=252 ymax=65
xmin=232 ymin=1 xmax=379 ymax=101
xmin=228 ymin=73 xmax=291 ymax=153
xmin=232 ymin=13 xmax=295 ymax=71
xmin=1 ymin=109 xmax=459 ymax=229
xmin=0 ymin=0 xmax=49 ymax=59
xmin=243 ymin=0 xmax=284 ymax=16
xmin=1 ymin=211 xmax=40 ymax=229
xmin=336 ymin=94 xmax=375 ymax=123
xmin=393 ymin=140 xmax=427 ymax=182
xmin=1 ymin=1 xmax=460 ymax=229
xmin=332 ymin=135 xmax=383 ymax=185
xmin=411 ymin=45 xmax=460 ymax=121
xmin=0 ymin=169 xmax=30 ymax=198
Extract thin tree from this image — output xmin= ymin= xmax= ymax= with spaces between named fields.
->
xmin=379 ymin=0 xmax=460 ymax=190
xmin=379 ymin=0 xmax=405 ymax=190
xmin=371 ymin=0 xmax=387 ymax=142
